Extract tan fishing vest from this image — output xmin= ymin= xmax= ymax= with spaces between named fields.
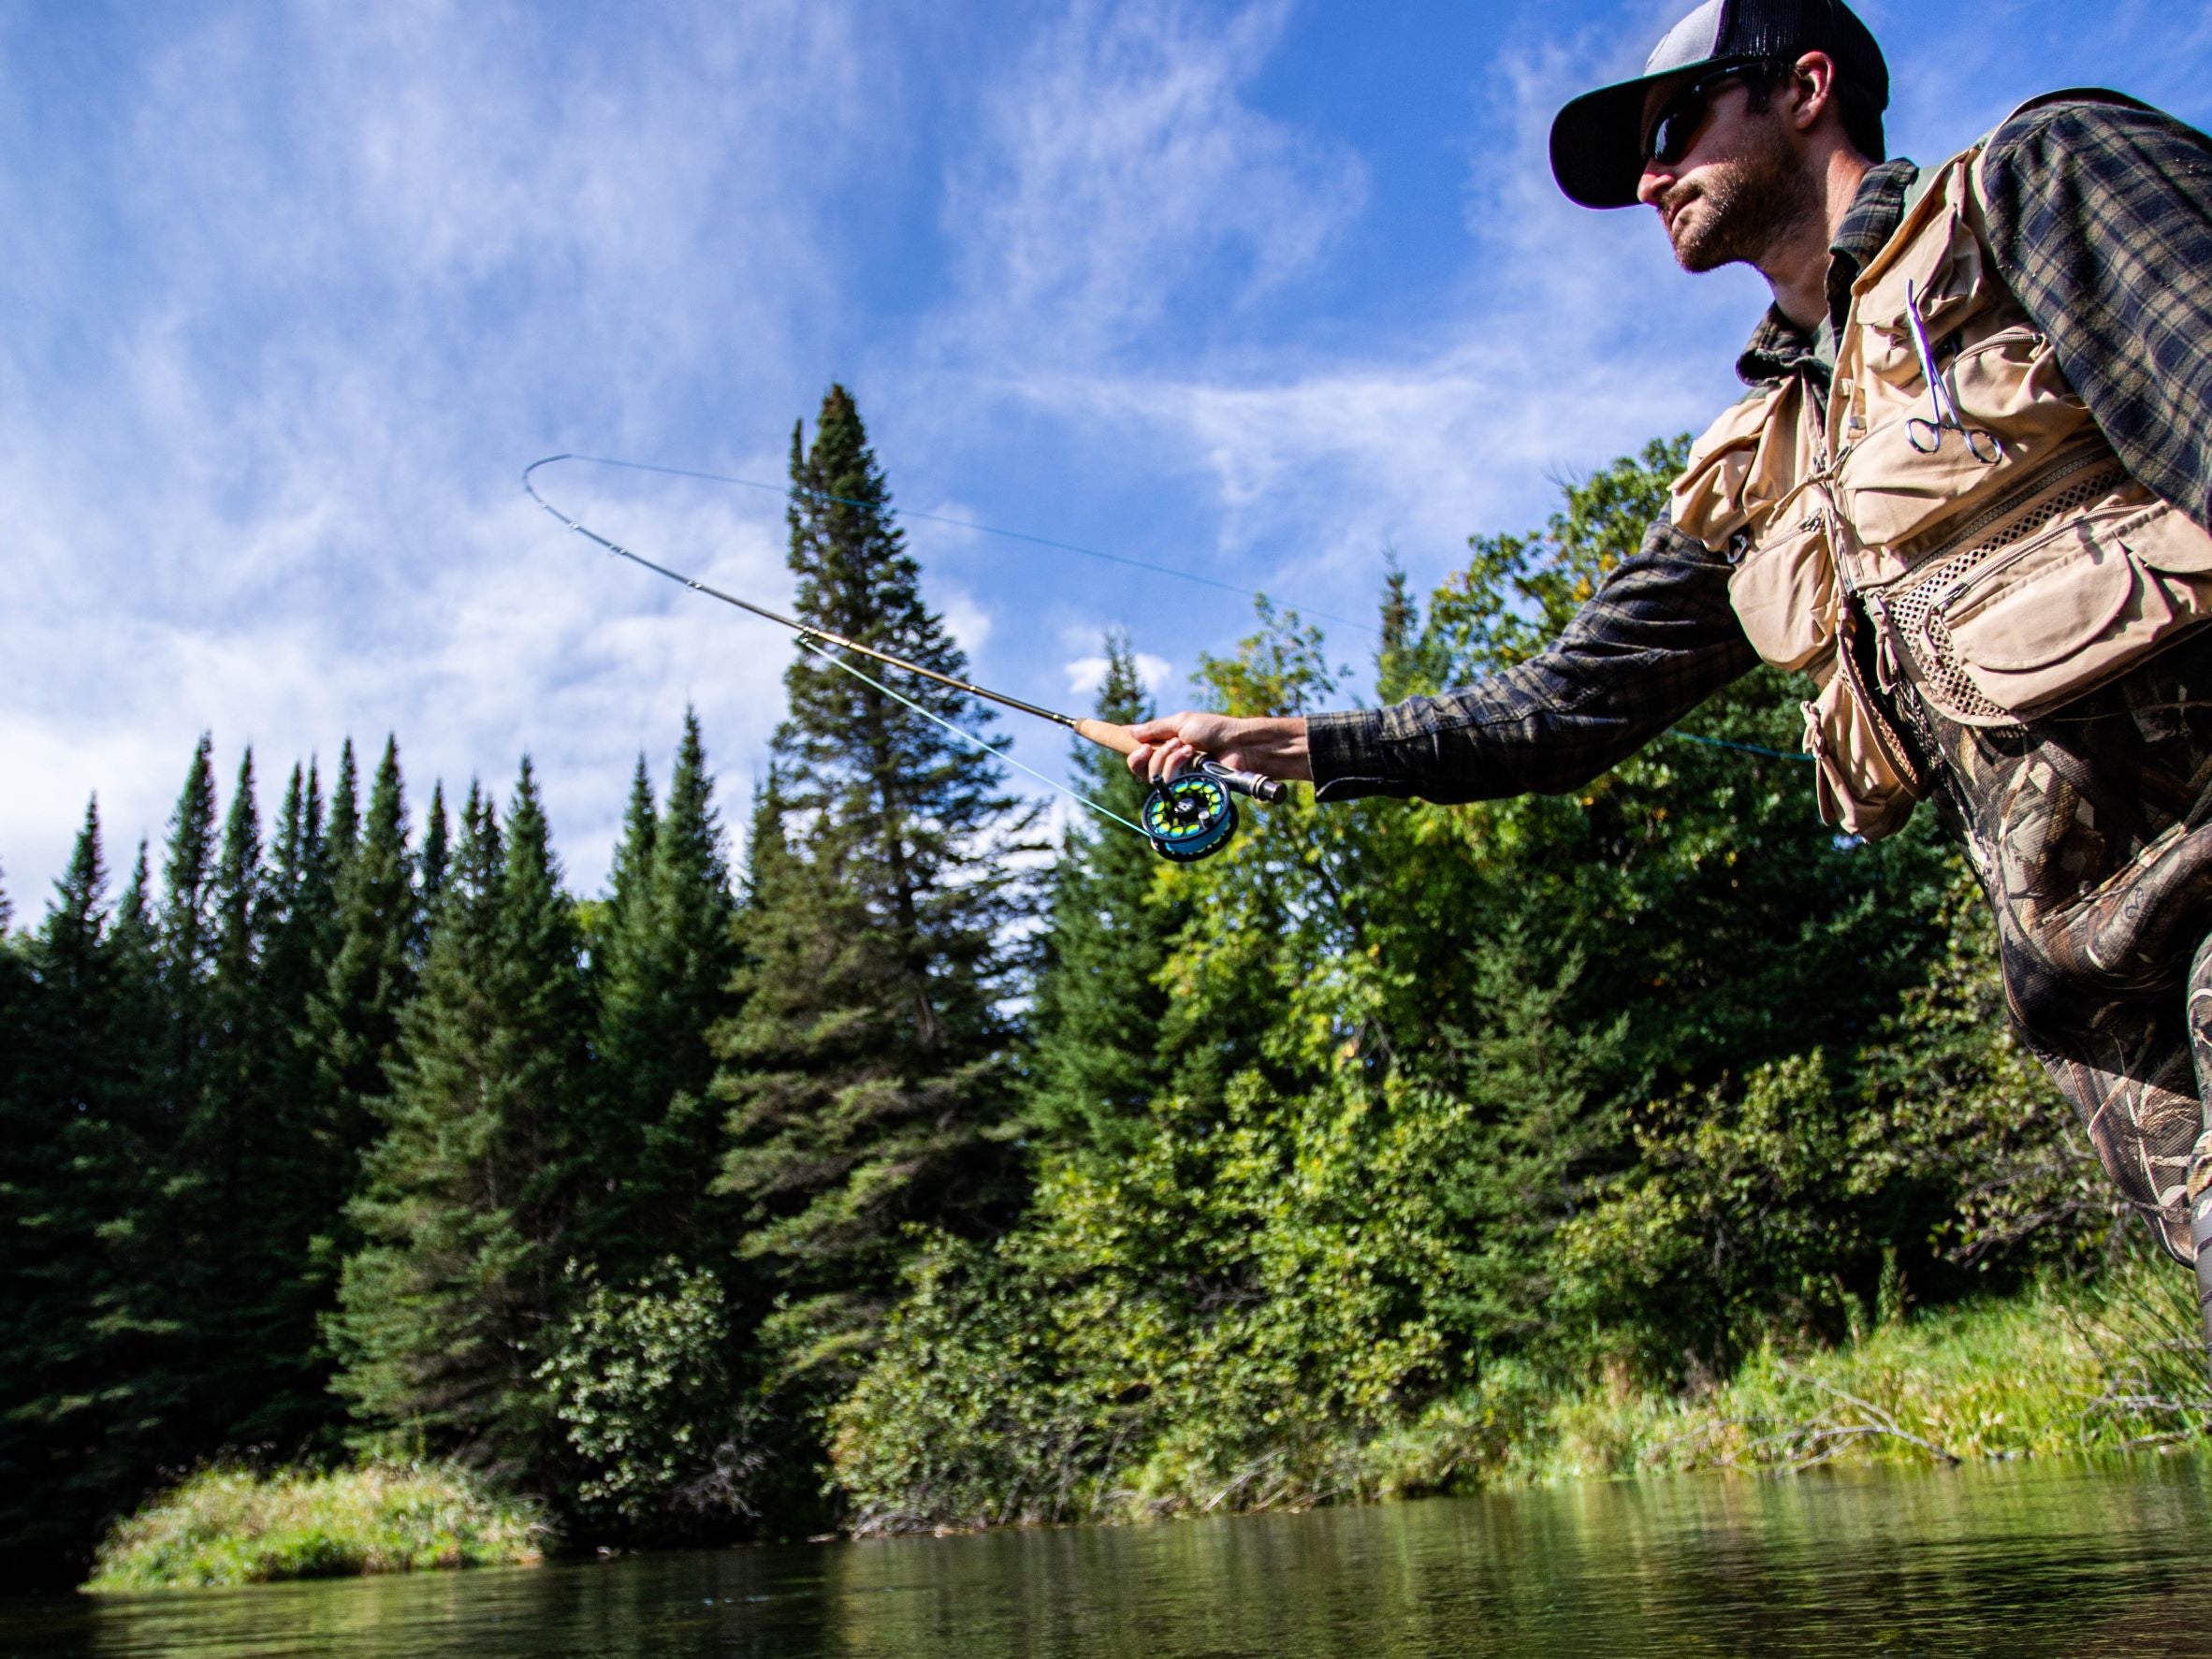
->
xmin=1671 ymin=93 xmax=2212 ymax=837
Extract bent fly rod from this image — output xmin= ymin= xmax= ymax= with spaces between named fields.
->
xmin=523 ymin=454 xmax=1287 ymax=863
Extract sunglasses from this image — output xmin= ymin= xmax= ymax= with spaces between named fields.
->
xmin=1643 ymin=61 xmax=1783 ymax=168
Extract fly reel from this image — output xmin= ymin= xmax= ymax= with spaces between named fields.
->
xmin=1142 ymin=770 xmax=1238 ymax=863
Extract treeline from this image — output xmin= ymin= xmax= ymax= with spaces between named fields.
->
xmin=1 ymin=390 xmax=2118 ymax=1579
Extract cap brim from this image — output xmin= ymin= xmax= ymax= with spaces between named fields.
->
xmin=1550 ymin=72 xmax=1678 ymax=210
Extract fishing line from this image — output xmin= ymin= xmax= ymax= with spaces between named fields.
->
xmin=554 ymin=451 xmax=1379 ymax=637
xmin=1666 ymin=732 xmax=1812 ymax=764
xmin=522 ymin=457 xmax=1242 ymax=851
xmin=787 ymin=633 xmax=1149 ymax=838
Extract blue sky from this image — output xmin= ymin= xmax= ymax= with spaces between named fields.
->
xmin=6 ymin=0 xmax=2210 ymax=908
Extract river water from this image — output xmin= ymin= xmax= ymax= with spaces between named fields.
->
xmin=11 ymin=1455 xmax=2212 ymax=1657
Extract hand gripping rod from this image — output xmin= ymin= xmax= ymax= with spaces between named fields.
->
xmin=522 ymin=457 xmax=1288 ymax=806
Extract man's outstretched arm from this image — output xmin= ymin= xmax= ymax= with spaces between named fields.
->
xmin=1129 ymin=516 xmax=1760 ymax=805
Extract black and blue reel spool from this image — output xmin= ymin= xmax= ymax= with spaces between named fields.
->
xmin=1142 ymin=768 xmax=1239 ymax=863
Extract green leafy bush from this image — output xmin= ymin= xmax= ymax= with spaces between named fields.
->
xmin=536 ymin=1258 xmax=764 ymax=1531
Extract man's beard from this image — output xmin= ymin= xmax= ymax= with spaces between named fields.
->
xmin=1662 ymin=121 xmax=1820 ymax=273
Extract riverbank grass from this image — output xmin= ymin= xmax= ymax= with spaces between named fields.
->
xmin=1361 ymin=1259 xmax=2212 ymax=1501
xmin=85 ymin=1462 xmax=548 ymax=1592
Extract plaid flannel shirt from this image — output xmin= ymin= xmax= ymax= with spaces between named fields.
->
xmin=1309 ymin=95 xmax=2212 ymax=804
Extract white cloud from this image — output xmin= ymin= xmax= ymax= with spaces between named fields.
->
xmin=1063 ymin=651 xmax=1171 ymax=698
xmin=0 ymin=0 xmax=873 ymax=907
xmin=933 ymin=0 xmax=1365 ymax=366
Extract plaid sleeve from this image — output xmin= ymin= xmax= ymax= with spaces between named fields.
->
xmin=1979 ymin=99 xmax=2212 ymax=532
xmin=1309 ymin=516 xmax=1758 ymax=803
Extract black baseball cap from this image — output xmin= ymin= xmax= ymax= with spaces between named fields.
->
xmin=1550 ymin=0 xmax=1887 ymax=210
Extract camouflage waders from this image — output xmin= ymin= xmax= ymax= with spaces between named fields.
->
xmin=1890 ymin=628 xmax=2212 ymax=1346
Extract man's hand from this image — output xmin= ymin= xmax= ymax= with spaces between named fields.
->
xmin=1124 ymin=712 xmax=1313 ymax=785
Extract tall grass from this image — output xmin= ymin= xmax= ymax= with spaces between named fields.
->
xmin=1356 ymin=1258 xmax=2212 ymax=1501
xmin=1087 ymin=1259 xmax=2212 ymax=1521
xmin=84 ymin=1461 xmax=549 ymax=1593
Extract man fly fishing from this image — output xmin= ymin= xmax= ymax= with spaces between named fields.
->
xmin=1126 ymin=0 xmax=2212 ymax=1359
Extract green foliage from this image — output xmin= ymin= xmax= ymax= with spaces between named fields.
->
xmin=308 ymin=735 xmax=419 ymax=1172
xmin=535 ymin=1258 xmax=759 ymax=1531
xmin=826 ymin=435 xmax=2108 ymax=1529
xmin=84 ymin=1462 xmax=546 ymax=1591
xmin=1025 ymin=633 xmax=1186 ymax=1158
xmin=329 ymin=764 xmax=588 ymax=1479
xmin=713 ymin=386 xmax=1036 ymax=1394
xmin=589 ymin=712 xmax=743 ymax=1279
xmin=2 ymin=423 xmax=2162 ymax=1573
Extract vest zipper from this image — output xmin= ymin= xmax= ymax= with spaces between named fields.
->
xmin=1930 ymin=446 xmax=2130 ymax=614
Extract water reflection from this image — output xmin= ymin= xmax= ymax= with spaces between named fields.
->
xmin=11 ymin=1455 xmax=2211 ymax=1657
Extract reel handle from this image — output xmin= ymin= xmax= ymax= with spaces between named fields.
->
xmin=1071 ymin=720 xmax=1288 ymax=806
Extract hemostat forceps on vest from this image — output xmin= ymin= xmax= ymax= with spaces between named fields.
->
xmin=1903 ymin=280 xmax=2001 ymax=463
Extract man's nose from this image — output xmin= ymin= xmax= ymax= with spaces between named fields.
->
xmin=1635 ymin=165 xmax=1672 ymax=208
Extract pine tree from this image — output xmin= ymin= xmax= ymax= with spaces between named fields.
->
xmin=332 ymin=763 xmax=589 ymax=1477
xmin=159 ymin=736 xmax=221 ymax=1132
xmin=3 ymin=815 xmax=176 ymax=1567
xmin=1025 ymin=633 xmax=1186 ymax=1157
xmin=419 ymin=780 xmax=451 ymax=924
xmin=181 ymin=753 xmax=278 ymax=1437
xmin=602 ymin=757 xmax=658 ymax=970
xmin=713 ymin=386 xmax=1037 ymax=1389
xmin=590 ymin=711 xmax=742 ymax=1277
xmin=308 ymin=735 xmax=417 ymax=1172
xmin=326 ymin=739 xmax=361 ymax=888
xmin=251 ymin=760 xmax=354 ymax=1449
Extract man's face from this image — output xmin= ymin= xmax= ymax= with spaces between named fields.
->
xmin=1634 ymin=69 xmax=1818 ymax=274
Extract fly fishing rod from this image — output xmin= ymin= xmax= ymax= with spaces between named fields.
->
xmin=523 ymin=454 xmax=1286 ymax=862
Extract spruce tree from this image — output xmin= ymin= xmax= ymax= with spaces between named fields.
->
xmin=159 ymin=736 xmax=221 ymax=1128
xmin=183 ymin=753 xmax=276 ymax=1436
xmin=332 ymin=763 xmax=588 ymax=1477
xmin=1025 ymin=633 xmax=1186 ymax=1157
xmin=601 ymin=757 xmax=658 ymax=974
xmin=308 ymin=735 xmax=417 ymax=1172
xmin=591 ymin=711 xmax=742 ymax=1276
xmin=713 ymin=386 xmax=1036 ymax=1389
xmin=252 ymin=760 xmax=354 ymax=1448
xmin=419 ymin=780 xmax=451 ymax=924
xmin=4 ymin=815 xmax=176 ymax=1567
xmin=326 ymin=739 xmax=361 ymax=887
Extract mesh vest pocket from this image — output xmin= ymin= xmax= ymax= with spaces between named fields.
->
xmin=1943 ymin=500 xmax=2212 ymax=716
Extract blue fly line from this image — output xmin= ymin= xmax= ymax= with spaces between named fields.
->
xmin=1666 ymin=732 xmax=1813 ymax=764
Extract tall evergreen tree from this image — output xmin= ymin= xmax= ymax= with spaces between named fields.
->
xmin=419 ymin=780 xmax=451 ymax=924
xmin=308 ymin=735 xmax=417 ymax=1173
xmin=591 ymin=711 xmax=742 ymax=1276
xmin=159 ymin=736 xmax=221 ymax=1135
xmin=326 ymin=739 xmax=361 ymax=889
xmin=332 ymin=763 xmax=589 ymax=1477
xmin=181 ymin=753 xmax=278 ymax=1437
xmin=1025 ymin=633 xmax=1186 ymax=1157
xmin=712 ymin=386 xmax=1037 ymax=1389
xmin=3 ymin=812 xmax=175 ymax=1571
xmin=602 ymin=757 xmax=658 ymax=969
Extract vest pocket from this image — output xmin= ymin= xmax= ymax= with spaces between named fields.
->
xmin=1801 ymin=657 xmax=1918 ymax=840
xmin=1853 ymin=185 xmax=1993 ymax=388
xmin=1671 ymin=385 xmax=1790 ymax=546
xmin=1941 ymin=500 xmax=2212 ymax=716
xmin=1728 ymin=501 xmax=1838 ymax=672
xmin=1834 ymin=328 xmax=2090 ymax=559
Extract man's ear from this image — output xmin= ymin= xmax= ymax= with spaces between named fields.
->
xmin=1789 ymin=51 xmax=1839 ymax=133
